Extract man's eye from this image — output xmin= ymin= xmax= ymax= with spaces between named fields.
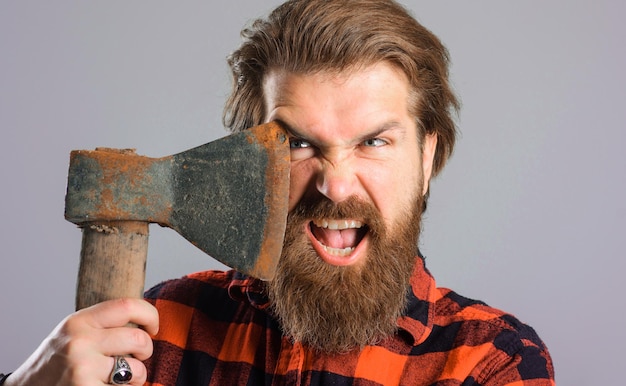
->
xmin=289 ymin=138 xmax=312 ymax=149
xmin=362 ymin=138 xmax=387 ymax=147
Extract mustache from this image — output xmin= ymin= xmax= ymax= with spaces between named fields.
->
xmin=288 ymin=195 xmax=386 ymax=238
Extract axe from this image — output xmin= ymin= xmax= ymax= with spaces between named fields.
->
xmin=65 ymin=122 xmax=290 ymax=310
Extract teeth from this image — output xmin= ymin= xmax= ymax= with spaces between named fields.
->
xmin=322 ymin=245 xmax=355 ymax=256
xmin=313 ymin=219 xmax=363 ymax=230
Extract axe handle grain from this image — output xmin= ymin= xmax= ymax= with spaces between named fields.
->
xmin=75 ymin=221 xmax=148 ymax=311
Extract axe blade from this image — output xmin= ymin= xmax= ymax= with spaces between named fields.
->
xmin=65 ymin=122 xmax=290 ymax=281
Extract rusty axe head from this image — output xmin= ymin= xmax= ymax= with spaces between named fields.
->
xmin=65 ymin=122 xmax=290 ymax=281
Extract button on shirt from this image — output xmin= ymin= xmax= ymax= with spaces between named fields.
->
xmin=144 ymin=258 xmax=554 ymax=385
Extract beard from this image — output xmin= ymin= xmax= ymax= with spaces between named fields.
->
xmin=265 ymin=193 xmax=424 ymax=354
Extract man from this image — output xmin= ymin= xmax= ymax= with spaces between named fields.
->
xmin=3 ymin=0 xmax=554 ymax=385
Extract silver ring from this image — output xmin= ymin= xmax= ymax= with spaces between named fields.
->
xmin=110 ymin=356 xmax=133 ymax=385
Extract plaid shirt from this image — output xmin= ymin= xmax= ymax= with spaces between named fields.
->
xmin=144 ymin=258 xmax=554 ymax=385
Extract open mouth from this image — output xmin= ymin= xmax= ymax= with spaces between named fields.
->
xmin=308 ymin=219 xmax=369 ymax=258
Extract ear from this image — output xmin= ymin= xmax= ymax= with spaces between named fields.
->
xmin=421 ymin=133 xmax=437 ymax=196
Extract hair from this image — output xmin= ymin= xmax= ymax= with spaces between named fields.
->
xmin=223 ymin=0 xmax=459 ymax=177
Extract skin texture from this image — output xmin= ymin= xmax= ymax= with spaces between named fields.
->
xmin=263 ymin=63 xmax=439 ymax=352
xmin=264 ymin=62 xmax=437 ymax=268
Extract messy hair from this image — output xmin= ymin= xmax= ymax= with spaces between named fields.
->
xmin=224 ymin=0 xmax=459 ymax=177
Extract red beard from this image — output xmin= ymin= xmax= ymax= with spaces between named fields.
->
xmin=266 ymin=194 xmax=423 ymax=353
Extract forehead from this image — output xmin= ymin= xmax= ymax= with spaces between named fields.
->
xmin=262 ymin=63 xmax=419 ymax=143
xmin=262 ymin=63 xmax=412 ymax=109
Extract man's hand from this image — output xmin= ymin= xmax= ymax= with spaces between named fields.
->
xmin=6 ymin=298 xmax=158 ymax=386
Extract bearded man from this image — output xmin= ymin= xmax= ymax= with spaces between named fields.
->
xmin=3 ymin=1 xmax=554 ymax=385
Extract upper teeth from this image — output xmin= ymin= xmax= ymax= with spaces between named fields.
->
xmin=313 ymin=219 xmax=363 ymax=230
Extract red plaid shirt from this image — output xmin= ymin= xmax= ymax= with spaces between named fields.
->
xmin=144 ymin=258 xmax=554 ymax=385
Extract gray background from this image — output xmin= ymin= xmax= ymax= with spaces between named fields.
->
xmin=1 ymin=1 xmax=624 ymax=384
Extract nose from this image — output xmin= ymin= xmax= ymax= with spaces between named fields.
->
xmin=315 ymin=158 xmax=358 ymax=203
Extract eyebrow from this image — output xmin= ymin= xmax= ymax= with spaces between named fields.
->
xmin=274 ymin=119 xmax=309 ymax=140
xmin=274 ymin=119 xmax=407 ymax=145
xmin=355 ymin=122 xmax=406 ymax=143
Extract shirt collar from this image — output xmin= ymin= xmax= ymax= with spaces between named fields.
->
xmin=227 ymin=256 xmax=436 ymax=347
xmin=227 ymin=271 xmax=271 ymax=310
xmin=396 ymin=257 xmax=436 ymax=346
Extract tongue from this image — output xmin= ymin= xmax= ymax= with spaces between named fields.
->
xmin=311 ymin=224 xmax=359 ymax=249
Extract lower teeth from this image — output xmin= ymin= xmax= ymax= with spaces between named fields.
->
xmin=322 ymin=245 xmax=355 ymax=256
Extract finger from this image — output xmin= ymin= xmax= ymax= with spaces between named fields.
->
xmin=99 ymin=326 xmax=154 ymax=361
xmin=80 ymin=298 xmax=159 ymax=335
xmin=103 ymin=356 xmax=147 ymax=386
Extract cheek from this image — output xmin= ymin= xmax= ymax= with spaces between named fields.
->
xmin=287 ymin=161 xmax=316 ymax=211
xmin=362 ymin=162 xmax=421 ymax=222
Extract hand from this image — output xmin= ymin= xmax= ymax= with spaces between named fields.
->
xmin=6 ymin=298 xmax=159 ymax=386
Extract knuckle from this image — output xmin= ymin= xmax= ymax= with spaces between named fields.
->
xmin=128 ymin=328 xmax=150 ymax=347
xmin=114 ymin=297 xmax=137 ymax=313
xmin=128 ymin=330 xmax=154 ymax=360
xmin=59 ymin=313 xmax=84 ymax=335
xmin=126 ymin=331 xmax=155 ymax=358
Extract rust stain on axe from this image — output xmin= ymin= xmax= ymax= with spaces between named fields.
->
xmin=65 ymin=121 xmax=290 ymax=280
xmin=246 ymin=122 xmax=290 ymax=279
xmin=67 ymin=148 xmax=173 ymax=225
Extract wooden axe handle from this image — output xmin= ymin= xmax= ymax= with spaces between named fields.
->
xmin=75 ymin=221 xmax=148 ymax=310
